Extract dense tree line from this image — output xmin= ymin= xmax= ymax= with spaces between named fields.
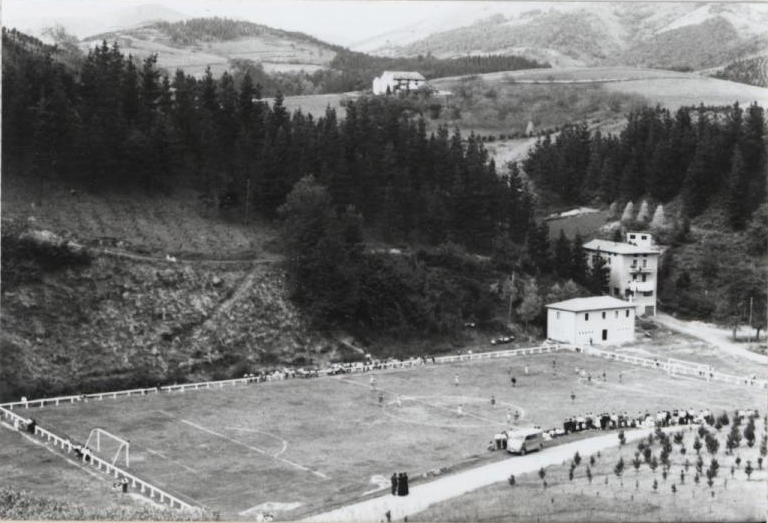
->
xmin=524 ymin=103 xmax=767 ymax=229
xmin=3 ymin=30 xmax=541 ymax=254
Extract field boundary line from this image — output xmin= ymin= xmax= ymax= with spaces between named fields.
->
xmin=0 ymin=406 xmax=201 ymax=512
xmin=157 ymin=411 xmax=328 ymax=479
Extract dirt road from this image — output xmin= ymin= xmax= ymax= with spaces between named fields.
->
xmin=302 ymin=428 xmax=657 ymax=523
xmin=654 ymin=313 xmax=767 ymax=365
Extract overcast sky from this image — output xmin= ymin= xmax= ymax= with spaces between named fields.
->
xmin=2 ymin=1 xmax=590 ymax=45
xmin=4 ymin=0 xmax=766 ymax=46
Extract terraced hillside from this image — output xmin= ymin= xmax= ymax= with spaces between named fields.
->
xmin=81 ymin=18 xmax=339 ymax=77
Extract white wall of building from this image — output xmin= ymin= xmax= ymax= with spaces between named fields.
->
xmin=587 ymin=248 xmax=659 ymax=317
xmin=547 ymin=307 xmax=635 ymax=345
xmin=546 ymin=308 xmax=576 ymax=344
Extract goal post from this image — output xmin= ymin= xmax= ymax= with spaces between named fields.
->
xmin=667 ymin=358 xmax=711 ymax=380
xmin=85 ymin=428 xmax=130 ymax=467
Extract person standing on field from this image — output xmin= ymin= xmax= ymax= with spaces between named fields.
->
xmin=454 ymin=374 xmax=460 ymax=387
xmin=391 ymin=473 xmax=397 ymax=496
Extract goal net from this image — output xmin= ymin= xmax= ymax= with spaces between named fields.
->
xmin=84 ymin=428 xmax=130 ymax=467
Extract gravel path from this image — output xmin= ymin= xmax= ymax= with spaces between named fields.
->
xmin=302 ymin=428 xmax=657 ymax=523
xmin=654 ymin=313 xmax=767 ymax=365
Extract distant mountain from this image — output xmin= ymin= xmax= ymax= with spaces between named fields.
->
xmin=80 ymin=17 xmax=342 ymax=78
xmin=365 ymin=3 xmax=768 ymax=70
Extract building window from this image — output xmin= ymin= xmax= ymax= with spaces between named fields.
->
xmin=643 ymin=260 xmax=647 ymax=268
xmin=614 ymin=287 xmax=619 ymax=296
xmin=626 ymin=310 xmax=630 ymax=317
xmin=642 ymin=274 xmax=647 ymax=282
xmin=615 ymin=310 xmax=619 ymax=318
xmin=556 ymin=311 xmax=560 ymax=319
xmin=641 ymin=235 xmax=647 ymax=240
xmin=629 ymin=234 xmax=635 ymax=239
xmin=585 ymin=313 xmax=589 ymax=321
xmin=602 ymin=311 xmax=607 ymax=319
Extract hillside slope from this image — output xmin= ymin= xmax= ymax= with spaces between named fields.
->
xmin=81 ymin=18 xmax=340 ymax=77
xmin=375 ymin=3 xmax=768 ymax=71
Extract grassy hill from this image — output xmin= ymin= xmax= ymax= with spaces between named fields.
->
xmin=81 ymin=18 xmax=340 ymax=77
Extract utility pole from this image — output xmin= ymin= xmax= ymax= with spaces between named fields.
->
xmin=748 ymin=297 xmax=754 ymax=332
xmin=244 ymin=178 xmax=250 ymax=226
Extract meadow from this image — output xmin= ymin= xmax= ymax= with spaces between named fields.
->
xmin=16 ymin=350 xmax=764 ymax=520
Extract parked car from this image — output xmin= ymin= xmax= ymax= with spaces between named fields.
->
xmin=328 ymin=364 xmax=348 ymax=375
xmin=491 ymin=335 xmax=515 ymax=345
xmin=506 ymin=428 xmax=544 ymax=455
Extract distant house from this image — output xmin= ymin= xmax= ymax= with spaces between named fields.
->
xmin=583 ymin=232 xmax=660 ymax=317
xmin=373 ymin=71 xmax=426 ymax=95
xmin=546 ymin=296 xmax=636 ymax=345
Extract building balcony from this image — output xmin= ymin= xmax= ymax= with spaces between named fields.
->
xmin=628 ymin=266 xmax=653 ymax=274
xmin=628 ymin=281 xmax=655 ymax=293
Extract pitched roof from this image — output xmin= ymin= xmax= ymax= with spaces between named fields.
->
xmin=383 ymin=71 xmax=425 ymax=80
xmin=583 ymin=239 xmax=659 ymax=255
xmin=546 ymin=296 xmax=634 ymax=312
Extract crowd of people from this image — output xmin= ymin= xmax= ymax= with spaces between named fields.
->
xmin=490 ymin=407 xmax=762 ymax=451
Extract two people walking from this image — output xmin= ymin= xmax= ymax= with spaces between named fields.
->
xmin=390 ymin=472 xmax=409 ymax=496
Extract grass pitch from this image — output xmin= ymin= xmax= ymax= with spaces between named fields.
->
xmin=18 ymin=351 xmax=764 ymax=519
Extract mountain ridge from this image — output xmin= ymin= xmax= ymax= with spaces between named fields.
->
xmin=364 ymin=3 xmax=768 ymax=70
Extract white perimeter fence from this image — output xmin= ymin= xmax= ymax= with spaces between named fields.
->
xmin=1 ymin=342 xmax=764 ymax=511
xmin=0 ymin=405 xmax=198 ymax=511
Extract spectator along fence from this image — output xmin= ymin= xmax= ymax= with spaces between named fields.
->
xmin=1 ymin=342 xmax=763 ymax=511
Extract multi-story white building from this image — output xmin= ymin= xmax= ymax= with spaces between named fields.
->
xmin=372 ymin=71 xmax=426 ymax=95
xmin=546 ymin=296 xmax=636 ymax=345
xmin=583 ymin=233 xmax=660 ymax=316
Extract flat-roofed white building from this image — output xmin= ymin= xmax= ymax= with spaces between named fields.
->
xmin=372 ymin=71 xmax=426 ymax=95
xmin=546 ymin=296 xmax=636 ymax=345
xmin=583 ymin=233 xmax=660 ymax=316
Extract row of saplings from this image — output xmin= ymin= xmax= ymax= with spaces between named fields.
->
xmin=506 ymin=411 xmax=766 ymax=501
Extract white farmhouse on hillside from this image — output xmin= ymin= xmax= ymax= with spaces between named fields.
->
xmin=546 ymin=296 xmax=636 ymax=345
xmin=583 ymin=232 xmax=660 ymax=316
xmin=373 ymin=71 xmax=426 ymax=95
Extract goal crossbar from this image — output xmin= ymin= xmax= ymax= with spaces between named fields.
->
xmin=85 ymin=428 xmax=130 ymax=467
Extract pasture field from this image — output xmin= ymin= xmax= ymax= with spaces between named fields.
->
xmin=429 ymin=67 xmax=695 ymax=85
xmin=545 ymin=210 xmax=611 ymax=241
xmin=604 ymin=76 xmax=768 ymax=110
xmin=21 ymin=350 xmax=764 ymax=520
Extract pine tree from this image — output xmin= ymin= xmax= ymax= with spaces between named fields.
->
xmin=636 ymin=200 xmax=651 ymax=224
xmin=570 ymin=233 xmax=588 ymax=285
xmin=553 ymin=230 xmax=572 ymax=278
xmin=727 ymin=146 xmax=749 ymax=230
xmin=621 ymin=201 xmax=635 ymax=224
xmin=587 ymin=251 xmax=610 ymax=295
xmin=650 ymin=205 xmax=667 ymax=233
xmin=517 ymin=277 xmax=543 ymax=332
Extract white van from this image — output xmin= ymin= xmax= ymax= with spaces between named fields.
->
xmin=506 ymin=428 xmax=544 ymax=455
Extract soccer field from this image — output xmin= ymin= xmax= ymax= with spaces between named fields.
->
xmin=23 ymin=352 xmax=764 ymax=520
